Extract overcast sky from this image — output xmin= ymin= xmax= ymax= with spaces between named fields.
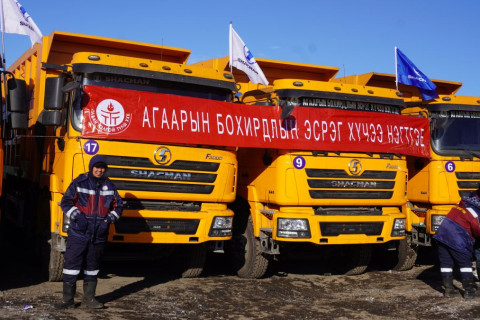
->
xmin=2 ymin=0 xmax=479 ymax=96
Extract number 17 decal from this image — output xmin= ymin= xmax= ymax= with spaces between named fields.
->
xmin=84 ymin=140 xmax=99 ymax=155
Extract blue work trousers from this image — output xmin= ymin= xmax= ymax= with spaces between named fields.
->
xmin=62 ymin=236 xmax=106 ymax=283
xmin=437 ymin=242 xmax=473 ymax=280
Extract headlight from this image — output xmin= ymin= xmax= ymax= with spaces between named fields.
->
xmin=209 ymin=216 xmax=233 ymax=237
xmin=277 ymin=218 xmax=311 ymax=238
xmin=391 ymin=218 xmax=406 ymax=237
xmin=431 ymin=215 xmax=446 ymax=231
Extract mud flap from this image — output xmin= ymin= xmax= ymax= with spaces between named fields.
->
xmin=48 ymin=233 xmax=65 ymax=282
xmin=393 ymin=237 xmax=417 ymax=271
xmin=338 ymin=244 xmax=372 ymax=276
xmin=226 ymin=198 xmax=269 ymax=279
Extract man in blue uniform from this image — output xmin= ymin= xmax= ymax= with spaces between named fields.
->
xmin=54 ymin=155 xmax=123 ymax=309
xmin=434 ymin=193 xmax=480 ymax=299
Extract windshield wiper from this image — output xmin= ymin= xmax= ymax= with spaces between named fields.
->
xmin=445 ymin=146 xmax=480 ymax=159
xmin=468 ymin=150 xmax=480 ymax=159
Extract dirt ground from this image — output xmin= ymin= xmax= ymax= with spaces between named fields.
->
xmin=1 ymin=241 xmax=480 ymax=320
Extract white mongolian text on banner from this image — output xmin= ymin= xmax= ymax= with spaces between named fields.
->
xmin=229 ymin=24 xmax=268 ymax=87
xmin=1 ymin=0 xmax=42 ymax=46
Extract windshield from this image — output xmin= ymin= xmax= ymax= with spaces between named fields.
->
xmin=431 ymin=110 xmax=480 ymax=155
xmin=276 ymin=89 xmax=403 ymax=115
xmin=72 ymin=72 xmax=233 ymax=131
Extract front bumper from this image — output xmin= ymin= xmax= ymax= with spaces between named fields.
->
xmin=271 ymin=207 xmax=405 ymax=245
xmin=108 ymin=203 xmax=233 ymax=244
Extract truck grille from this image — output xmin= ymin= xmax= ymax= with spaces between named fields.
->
xmin=315 ymin=206 xmax=382 ymax=215
xmin=306 ymin=169 xmax=396 ymax=199
xmin=103 ymin=155 xmax=218 ymax=194
xmin=113 ymin=180 xmax=214 ymax=194
xmin=320 ymin=222 xmax=384 ymax=236
xmin=122 ymin=199 xmax=201 ymax=211
xmin=115 ymin=217 xmax=200 ymax=234
xmin=103 ymin=155 xmax=220 ymax=171
xmin=456 ymin=172 xmax=480 ymax=198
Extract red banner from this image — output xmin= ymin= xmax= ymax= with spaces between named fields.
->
xmin=82 ymin=85 xmax=430 ymax=157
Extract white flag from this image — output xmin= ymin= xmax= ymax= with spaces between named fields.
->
xmin=229 ymin=24 xmax=268 ymax=87
xmin=1 ymin=0 xmax=42 ymax=46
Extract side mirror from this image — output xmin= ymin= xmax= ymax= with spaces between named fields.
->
xmin=7 ymin=78 xmax=28 ymax=112
xmin=37 ymin=109 xmax=62 ymax=126
xmin=44 ymin=77 xmax=65 ymax=110
xmin=62 ymin=81 xmax=80 ymax=93
xmin=10 ymin=112 xmax=28 ymax=129
xmin=279 ymin=100 xmax=294 ymax=119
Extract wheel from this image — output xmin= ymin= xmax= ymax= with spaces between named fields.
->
xmin=393 ymin=237 xmax=417 ymax=271
xmin=226 ymin=200 xmax=269 ymax=278
xmin=48 ymin=233 xmax=64 ymax=282
xmin=179 ymin=244 xmax=207 ymax=278
xmin=338 ymin=244 xmax=372 ymax=276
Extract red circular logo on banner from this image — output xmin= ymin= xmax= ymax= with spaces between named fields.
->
xmin=87 ymin=99 xmax=132 ymax=134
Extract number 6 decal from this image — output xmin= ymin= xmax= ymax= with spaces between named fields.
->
xmin=445 ymin=161 xmax=455 ymax=173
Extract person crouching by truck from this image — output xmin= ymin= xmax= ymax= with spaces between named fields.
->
xmin=54 ymin=155 xmax=123 ymax=309
xmin=433 ymin=190 xmax=480 ymax=299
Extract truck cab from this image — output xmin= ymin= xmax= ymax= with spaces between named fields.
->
xmin=195 ymin=58 xmax=428 ymax=278
xmin=2 ymin=31 xmax=238 ymax=280
xmin=337 ymin=72 xmax=480 ymax=248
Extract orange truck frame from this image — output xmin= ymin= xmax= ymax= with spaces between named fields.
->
xmin=1 ymin=31 xmax=237 ymax=280
xmin=195 ymin=57 xmax=422 ymax=278
xmin=338 ymin=72 xmax=480 ymax=250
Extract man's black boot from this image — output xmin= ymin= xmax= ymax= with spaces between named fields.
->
xmin=54 ymin=282 xmax=76 ymax=309
xmin=462 ymin=278 xmax=480 ymax=299
xmin=81 ymin=281 xmax=104 ymax=309
xmin=442 ymin=276 xmax=457 ymax=298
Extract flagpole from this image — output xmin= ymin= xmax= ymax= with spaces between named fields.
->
xmin=394 ymin=46 xmax=398 ymax=91
xmin=229 ymin=21 xmax=240 ymax=97
xmin=0 ymin=0 xmax=7 ymax=140
xmin=0 ymin=0 xmax=6 ymax=71
xmin=229 ymin=22 xmax=233 ymax=75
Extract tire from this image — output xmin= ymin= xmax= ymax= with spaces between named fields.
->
xmin=180 ymin=244 xmax=207 ymax=278
xmin=48 ymin=233 xmax=64 ymax=282
xmin=340 ymin=245 xmax=372 ymax=276
xmin=393 ymin=237 xmax=417 ymax=271
xmin=226 ymin=204 xmax=269 ymax=279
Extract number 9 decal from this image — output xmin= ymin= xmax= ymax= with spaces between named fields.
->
xmin=293 ymin=156 xmax=306 ymax=169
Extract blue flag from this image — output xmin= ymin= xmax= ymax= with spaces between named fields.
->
xmin=395 ymin=47 xmax=438 ymax=100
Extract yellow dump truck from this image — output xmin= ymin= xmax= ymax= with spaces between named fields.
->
xmin=195 ymin=57 xmax=428 ymax=278
xmin=2 ymin=31 xmax=238 ymax=280
xmin=337 ymin=73 xmax=480 ymax=248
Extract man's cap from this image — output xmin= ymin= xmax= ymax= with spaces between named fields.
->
xmin=89 ymin=155 xmax=108 ymax=172
xmin=93 ymin=162 xmax=107 ymax=168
